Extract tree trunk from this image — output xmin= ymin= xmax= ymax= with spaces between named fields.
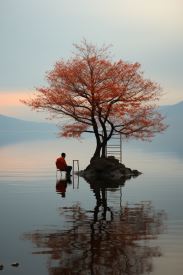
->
xmin=91 ymin=139 xmax=102 ymax=162
xmin=93 ymin=145 xmax=101 ymax=159
xmin=101 ymin=139 xmax=107 ymax=158
xmin=91 ymin=118 xmax=102 ymax=161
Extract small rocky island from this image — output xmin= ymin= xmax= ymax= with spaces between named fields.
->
xmin=75 ymin=156 xmax=141 ymax=184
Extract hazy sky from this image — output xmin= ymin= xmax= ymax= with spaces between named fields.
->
xmin=0 ymin=0 xmax=183 ymax=121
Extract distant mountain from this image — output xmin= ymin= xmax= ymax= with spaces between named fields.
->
xmin=0 ymin=101 xmax=182 ymax=132
xmin=122 ymin=101 xmax=183 ymax=158
xmin=159 ymin=101 xmax=183 ymax=131
xmin=160 ymin=101 xmax=183 ymax=117
xmin=0 ymin=102 xmax=182 ymax=156
xmin=0 ymin=114 xmax=59 ymax=132
xmin=1 ymin=101 xmax=182 ymax=132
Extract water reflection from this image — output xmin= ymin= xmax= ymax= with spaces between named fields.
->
xmin=56 ymin=179 xmax=72 ymax=198
xmin=20 ymin=181 xmax=167 ymax=274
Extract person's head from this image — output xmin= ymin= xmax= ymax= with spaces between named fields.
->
xmin=61 ymin=153 xmax=66 ymax=158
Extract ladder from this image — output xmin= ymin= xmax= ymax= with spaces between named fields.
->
xmin=106 ymin=133 xmax=122 ymax=163
xmin=101 ymin=131 xmax=122 ymax=163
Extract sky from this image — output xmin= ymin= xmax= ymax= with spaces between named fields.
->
xmin=0 ymin=0 xmax=183 ymax=122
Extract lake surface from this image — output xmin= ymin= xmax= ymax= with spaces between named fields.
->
xmin=0 ymin=132 xmax=183 ymax=275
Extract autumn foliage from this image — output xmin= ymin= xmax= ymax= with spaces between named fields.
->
xmin=20 ymin=39 xmax=168 ymax=159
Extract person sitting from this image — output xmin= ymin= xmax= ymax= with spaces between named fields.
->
xmin=56 ymin=153 xmax=72 ymax=176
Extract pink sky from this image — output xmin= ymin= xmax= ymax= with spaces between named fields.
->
xmin=0 ymin=91 xmax=32 ymax=106
xmin=0 ymin=89 xmax=182 ymax=123
xmin=0 ymin=91 xmax=53 ymax=122
xmin=0 ymin=89 xmax=182 ymax=107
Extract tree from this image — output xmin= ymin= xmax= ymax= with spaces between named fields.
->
xmin=20 ymin=39 xmax=168 ymax=160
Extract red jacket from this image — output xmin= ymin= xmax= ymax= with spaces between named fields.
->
xmin=56 ymin=157 xmax=67 ymax=170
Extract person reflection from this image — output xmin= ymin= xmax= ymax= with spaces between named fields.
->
xmin=20 ymin=182 xmax=167 ymax=275
xmin=56 ymin=178 xmax=72 ymax=198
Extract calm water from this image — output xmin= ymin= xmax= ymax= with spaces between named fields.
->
xmin=0 ymin=132 xmax=183 ymax=275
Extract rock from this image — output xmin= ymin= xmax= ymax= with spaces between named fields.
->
xmin=74 ymin=156 xmax=142 ymax=183
xmin=11 ymin=263 xmax=19 ymax=267
xmin=0 ymin=265 xmax=4 ymax=270
xmin=132 ymin=169 xmax=140 ymax=176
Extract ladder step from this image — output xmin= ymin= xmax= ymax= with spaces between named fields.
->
xmin=102 ymin=131 xmax=122 ymax=163
xmin=107 ymin=146 xmax=120 ymax=147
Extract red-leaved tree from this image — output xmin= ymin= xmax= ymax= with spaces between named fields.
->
xmin=20 ymin=39 xmax=168 ymax=160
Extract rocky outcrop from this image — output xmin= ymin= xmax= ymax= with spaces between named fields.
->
xmin=75 ymin=156 xmax=141 ymax=184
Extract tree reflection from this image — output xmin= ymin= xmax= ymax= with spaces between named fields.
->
xmin=20 ymin=182 xmax=167 ymax=275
